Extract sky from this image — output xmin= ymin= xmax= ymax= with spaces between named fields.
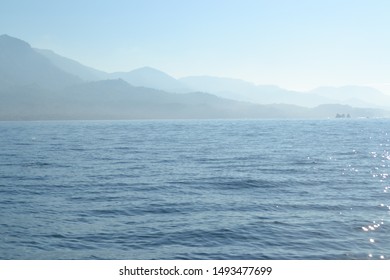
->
xmin=1 ymin=0 xmax=389 ymax=93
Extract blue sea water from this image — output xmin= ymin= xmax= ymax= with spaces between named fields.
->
xmin=0 ymin=119 xmax=390 ymax=260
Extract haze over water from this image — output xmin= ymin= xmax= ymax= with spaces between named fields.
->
xmin=1 ymin=119 xmax=389 ymax=259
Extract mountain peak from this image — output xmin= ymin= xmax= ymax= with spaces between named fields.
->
xmin=0 ymin=34 xmax=15 ymax=39
xmin=135 ymin=66 xmax=162 ymax=72
xmin=109 ymin=66 xmax=190 ymax=93
xmin=129 ymin=66 xmax=173 ymax=77
xmin=0 ymin=34 xmax=31 ymax=50
xmin=0 ymin=34 xmax=82 ymax=90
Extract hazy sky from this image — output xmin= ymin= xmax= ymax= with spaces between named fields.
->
xmin=1 ymin=0 xmax=389 ymax=92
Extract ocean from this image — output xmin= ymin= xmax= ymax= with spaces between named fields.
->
xmin=0 ymin=119 xmax=389 ymax=259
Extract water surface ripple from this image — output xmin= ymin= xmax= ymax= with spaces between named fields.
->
xmin=1 ymin=119 xmax=389 ymax=259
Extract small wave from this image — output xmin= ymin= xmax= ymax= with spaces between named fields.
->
xmin=216 ymin=179 xmax=280 ymax=190
xmin=48 ymin=233 xmax=67 ymax=239
xmin=23 ymin=162 xmax=52 ymax=167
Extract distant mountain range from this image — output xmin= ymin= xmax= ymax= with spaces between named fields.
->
xmin=0 ymin=34 xmax=389 ymax=120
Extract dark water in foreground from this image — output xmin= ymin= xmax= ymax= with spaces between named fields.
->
xmin=1 ymin=119 xmax=390 ymax=259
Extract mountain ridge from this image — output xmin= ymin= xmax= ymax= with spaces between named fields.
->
xmin=109 ymin=66 xmax=190 ymax=93
xmin=0 ymin=34 xmax=82 ymax=90
xmin=35 ymin=48 xmax=108 ymax=81
xmin=0 ymin=34 xmax=389 ymax=120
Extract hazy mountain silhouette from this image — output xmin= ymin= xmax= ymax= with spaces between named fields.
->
xmin=0 ymin=34 xmax=82 ymax=90
xmin=0 ymin=78 xmax=303 ymax=120
xmin=35 ymin=48 xmax=107 ymax=81
xmin=309 ymin=86 xmax=390 ymax=108
xmin=25 ymin=33 xmax=390 ymax=109
xmin=35 ymin=50 xmax=191 ymax=93
xmin=0 ymin=34 xmax=389 ymax=120
xmin=179 ymin=76 xmax=336 ymax=107
xmin=1 ymin=78 xmax=385 ymax=120
xmin=109 ymin=67 xmax=190 ymax=93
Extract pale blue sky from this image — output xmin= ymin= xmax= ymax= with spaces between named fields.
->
xmin=1 ymin=0 xmax=389 ymax=92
